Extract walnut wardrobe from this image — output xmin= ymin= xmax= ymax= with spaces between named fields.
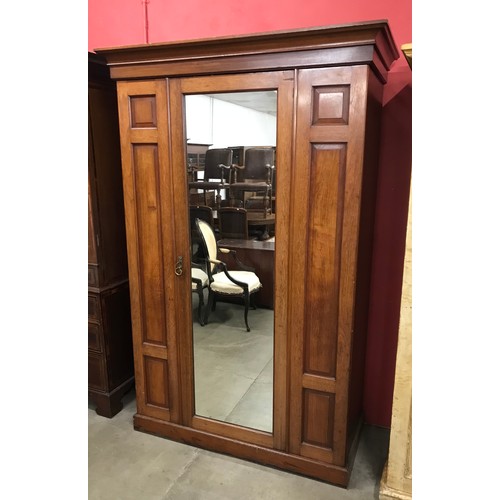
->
xmin=96 ymin=20 xmax=399 ymax=487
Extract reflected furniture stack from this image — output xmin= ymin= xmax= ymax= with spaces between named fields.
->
xmin=187 ymin=143 xmax=215 ymax=205
xmin=188 ymin=148 xmax=233 ymax=211
xmin=187 ymin=145 xmax=276 ymax=216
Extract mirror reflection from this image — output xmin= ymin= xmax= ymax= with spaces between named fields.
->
xmin=186 ymin=91 xmax=277 ymax=433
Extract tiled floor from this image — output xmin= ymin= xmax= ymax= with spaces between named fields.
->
xmin=89 ymin=299 xmax=390 ymax=499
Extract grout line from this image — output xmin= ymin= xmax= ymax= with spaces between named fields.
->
xmin=162 ymin=448 xmax=201 ymax=499
xmin=224 ymin=355 xmax=273 ymax=422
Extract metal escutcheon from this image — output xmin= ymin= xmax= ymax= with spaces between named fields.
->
xmin=175 ymin=256 xmax=183 ymax=276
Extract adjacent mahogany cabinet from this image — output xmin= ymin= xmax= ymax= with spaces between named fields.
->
xmin=88 ymin=53 xmax=134 ymax=417
xmin=96 ymin=21 xmax=399 ymax=485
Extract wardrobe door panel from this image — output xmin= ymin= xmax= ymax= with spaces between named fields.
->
xmin=289 ymin=66 xmax=369 ymax=467
xmin=168 ymin=71 xmax=295 ymax=446
xmin=116 ymin=80 xmax=181 ymax=422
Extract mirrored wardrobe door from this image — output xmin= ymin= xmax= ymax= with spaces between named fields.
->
xmin=187 ymin=90 xmax=276 ymax=434
xmin=168 ymin=72 xmax=294 ymax=450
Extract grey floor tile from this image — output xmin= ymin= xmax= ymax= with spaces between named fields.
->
xmin=194 ymin=367 xmax=256 ymax=421
xmin=225 ymin=377 xmax=273 ymax=431
xmin=194 ymin=326 xmax=273 ymax=380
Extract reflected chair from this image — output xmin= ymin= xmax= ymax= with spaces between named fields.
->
xmin=188 ymin=148 xmax=233 ymax=211
xmin=230 ymin=147 xmax=275 ymax=218
xmin=195 ymin=218 xmax=262 ymax=332
xmin=218 ymin=207 xmax=249 ymax=239
xmin=191 ymin=262 xmax=209 ymax=326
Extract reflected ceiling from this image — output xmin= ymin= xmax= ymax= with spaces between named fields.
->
xmin=206 ymin=91 xmax=277 ymax=116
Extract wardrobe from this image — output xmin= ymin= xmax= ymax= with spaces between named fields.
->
xmin=88 ymin=53 xmax=134 ymax=417
xmin=96 ymin=20 xmax=399 ymax=486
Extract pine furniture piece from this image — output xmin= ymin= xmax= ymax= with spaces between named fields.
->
xmin=88 ymin=53 xmax=134 ymax=417
xmin=379 ymin=42 xmax=412 ymax=500
xmin=96 ymin=20 xmax=399 ymax=486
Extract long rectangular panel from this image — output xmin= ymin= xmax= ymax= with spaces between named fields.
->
xmin=304 ymin=144 xmax=346 ymax=378
xmin=132 ymin=144 xmax=167 ymax=346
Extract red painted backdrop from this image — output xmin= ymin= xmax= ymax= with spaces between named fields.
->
xmin=88 ymin=0 xmax=412 ymax=428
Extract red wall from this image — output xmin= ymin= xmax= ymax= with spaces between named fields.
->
xmin=88 ymin=0 xmax=412 ymax=428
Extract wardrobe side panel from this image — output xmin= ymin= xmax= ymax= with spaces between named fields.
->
xmin=347 ymin=69 xmax=384 ymax=445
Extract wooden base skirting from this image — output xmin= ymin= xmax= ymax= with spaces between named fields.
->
xmin=133 ymin=413 xmax=361 ymax=487
xmin=379 ymin=462 xmax=412 ymax=500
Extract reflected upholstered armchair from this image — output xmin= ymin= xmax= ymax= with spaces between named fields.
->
xmin=188 ymin=148 xmax=233 ymax=211
xmin=195 ymin=218 xmax=262 ymax=332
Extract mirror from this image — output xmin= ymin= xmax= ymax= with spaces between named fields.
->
xmin=186 ymin=91 xmax=277 ymax=433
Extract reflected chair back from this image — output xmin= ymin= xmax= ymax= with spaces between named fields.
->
xmin=204 ymin=148 xmax=233 ymax=182
xmin=190 ymin=205 xmax=214 ymax=263
xmin=241 ymin=147 xmax=275 ymax=181
xmin=218 ymin=207 xmax=249 ymax=239
xmin=196 ymin=218 xmax=218 ymax=274
xmin=189 ymin=205 xmax=214 ymax=228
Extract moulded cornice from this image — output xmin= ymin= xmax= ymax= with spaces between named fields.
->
xmin=95 ymin=20 xmax=400 ymax=84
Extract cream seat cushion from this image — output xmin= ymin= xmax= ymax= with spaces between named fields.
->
xmin=191 ymin=268 xmax=209 ymax=289
xmin=210 ymin=271 xmax=261 ymax=294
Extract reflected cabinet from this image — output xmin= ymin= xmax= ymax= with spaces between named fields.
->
xmin=97 ymin=20 xmax=399 ymax=486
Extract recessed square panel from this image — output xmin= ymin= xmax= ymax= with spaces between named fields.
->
xmin=312 ymin=85 xmax=350 ymax=125
xmin=130 ymin=95 xmax=157 ymax=128
xmin=302 ymin=389 xmax=335 ymax=449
